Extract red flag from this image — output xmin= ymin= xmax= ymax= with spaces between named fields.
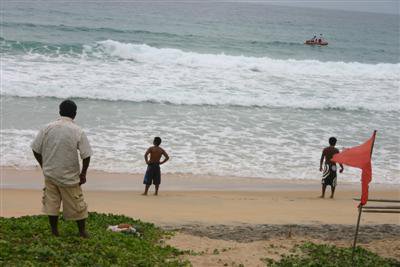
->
xmin=332 ymin=131 xmax=376 ymax=205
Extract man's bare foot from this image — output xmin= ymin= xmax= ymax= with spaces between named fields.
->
xmin=330 ymin=195 xmax=334 ymax=199
xmin=154 ymin=193 xmax=158 ymax=196
xmin=51 ymin=230 xmax=59 ymax=237
xmin=142 ymin=193 xmax=147 ymax=196
xmin=319 ymin=195 xmax=325 ymax=198
xmin=79 ymin=231 xmax=89 ymax=238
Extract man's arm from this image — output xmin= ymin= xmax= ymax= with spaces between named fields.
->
xmin=32 ymin=150 xmax=43 ymax=168
xmin=79 ymin=157 xmax=90 ymax=185
xmin=335 ymin=148 xmax=344 ymax=173
xmin=144 ymin=148 xmax=151 ymax=164
xmin=160 ymin=150 xmax=169 ymax=165
xmin=77 ymin=131 xmax=93 ymax=185
xmin=31 ymin=128 xmax=45 ymax=167
xmin=319 ymin=150 xmax=325 ymax=172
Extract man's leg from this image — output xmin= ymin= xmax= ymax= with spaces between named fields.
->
xmin=154 ymin=167 xmax=161 ymax=196
xmin=320 ymin=184 xmax=326 ymax=198
xmin=43 ymin=180 xmax=62 ymax=236
xmin=48 ymin=216 xmax=59 ymax=236
xmin=76 ymin=219 xmax=89 ymax=238
xmin=59 ymin=184 xmax=89 ymax=238
xmin=142 ymin=184 xmax=150 ymax=195
xmin=154 ymin=185 xmax=159 ymax=196
xmin=330 ymin=186 xmax=336 ymax=199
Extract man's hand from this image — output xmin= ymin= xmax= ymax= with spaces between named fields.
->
xmin=80 ymin=157 xmax=90 ymax=185
xmin=144 ymin=148 xmax=150 ymax=165
xmin=32 ymin=150 xmax=43 ymax=168
xmin=339 ymin=164 xmax=344 ymax=173
xmin=160 ymin=150 xmax=169 ymax=165
xmin=79 ymin=173 xmax=87 ymax=185
xmin=319 ymin=167 xmax=323 ymax=172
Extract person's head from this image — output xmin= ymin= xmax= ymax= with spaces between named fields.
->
xmin=329 ymin=137 xmax=337 ymax=146
xmin=153 ymin=137 xmax=162 ymax=146
xmin=59 ymin=99 xmax=77 ymax=119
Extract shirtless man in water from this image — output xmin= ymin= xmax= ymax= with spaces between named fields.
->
xmin=320 ymin=137 xmax=344 ymax=198
xmin=142 ymin=137 xmax=169 ymax=195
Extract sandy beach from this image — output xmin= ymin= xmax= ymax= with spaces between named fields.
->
xmin=1 ymin=167 xmax=399 ymax=265
xmin=2 ymin=167 xmax=399 ymax=224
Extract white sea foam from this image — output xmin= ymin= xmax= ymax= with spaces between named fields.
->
xmin=2 ymin=125 xmax=399 ymax=184
xmin=1 ymin=99 xmax=399 ymax=184
xmin=2 ymin=40 xmax=400 ymax=111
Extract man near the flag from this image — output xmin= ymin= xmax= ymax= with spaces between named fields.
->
xmin=320 ymin=137 xmax=344 ymax=198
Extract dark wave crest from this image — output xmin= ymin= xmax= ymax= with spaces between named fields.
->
xmin=3 ymin=95 xmax=397 ymax=113
xmin=3 ymin=21 xmax=307 ymax=56
xmin=2 ymin=21 xmax=185 ymax=38
xmin=1 ymin=38 xmax=83 ymax=55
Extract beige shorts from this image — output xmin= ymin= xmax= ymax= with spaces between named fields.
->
xmin=42 ymin=179 xmax=88 ymax=221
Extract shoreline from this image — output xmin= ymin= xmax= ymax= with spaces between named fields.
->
xmin=1 ymin=167 xmax=397 ymax=191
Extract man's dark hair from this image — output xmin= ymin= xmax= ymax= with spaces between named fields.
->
xmin=59 ymin=100 xmax=77 ymax=119
xmin=153 ymin=137 xmax=162 ymax=146
xmin=329 ymin=137 xmax=337 ymax=146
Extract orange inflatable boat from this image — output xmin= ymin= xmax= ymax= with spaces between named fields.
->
xmin=305 ymin=39 xmax=328 ymax=46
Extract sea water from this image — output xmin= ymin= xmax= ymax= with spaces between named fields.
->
xmin=1 ymin=2 xmax=399 ymax=183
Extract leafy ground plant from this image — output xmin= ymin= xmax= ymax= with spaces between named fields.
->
xmin=263 ymin=242 xmax=399 ymax=267
xmin=0 ymin=212 xmax=189 ymax=266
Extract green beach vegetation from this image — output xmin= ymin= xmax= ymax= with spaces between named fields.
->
xmin=264 ymin=242 xmax=399 ymax=267
xmin=1 ymin=212 xmax=398 ymax=267
xmin=0 ymin=212 xmax=188 ymax=266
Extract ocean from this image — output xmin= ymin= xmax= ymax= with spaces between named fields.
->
xmin=1 ymin=2 xmax=399 ymax=184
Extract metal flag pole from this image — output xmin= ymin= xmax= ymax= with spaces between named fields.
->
xmin=351 ymin=130 xmax=377 ymax=263
xmin=352 ymin=204 xmax=363 ymax=261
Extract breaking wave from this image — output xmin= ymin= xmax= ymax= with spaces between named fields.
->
xmin=2 ymin=39 xmax=399 ymax=111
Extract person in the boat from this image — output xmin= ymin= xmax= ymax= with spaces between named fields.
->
xmin=318 ymin=34 xmax=323 ymax=44
xmin=311 ymin=35 xmax=317 ymax=42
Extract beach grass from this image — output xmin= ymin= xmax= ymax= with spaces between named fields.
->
xmin=263 ymin=242 xmax=399 ymax=267
xmin=0 ymin=212 xmax=188 ymax=266
xmin=1 ymin=212 xmax=399 ymax=267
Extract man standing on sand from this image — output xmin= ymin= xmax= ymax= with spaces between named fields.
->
xmin=143 ymin=137 xmax=169 ymax=196
xmin=320 ymin=137 xmax=343 ymax=199
xmin=31 ymin=100 xmax=92 ymax=237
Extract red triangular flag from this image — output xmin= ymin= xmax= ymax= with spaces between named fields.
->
xmin=332 ymin=131 xmax=376 ymax=205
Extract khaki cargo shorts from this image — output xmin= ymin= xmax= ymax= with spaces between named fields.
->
xmin=42 ymin=179 xmax=88 ymax=221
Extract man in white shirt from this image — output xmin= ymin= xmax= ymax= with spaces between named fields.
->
xmin=31 ymin=100 xmax=92 ymax=237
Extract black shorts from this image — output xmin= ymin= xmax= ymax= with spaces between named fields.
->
xmin=322 ymin=164 xmax=337 ymax=187
xmin=143 ymin=163 xmax=161 ymax=185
